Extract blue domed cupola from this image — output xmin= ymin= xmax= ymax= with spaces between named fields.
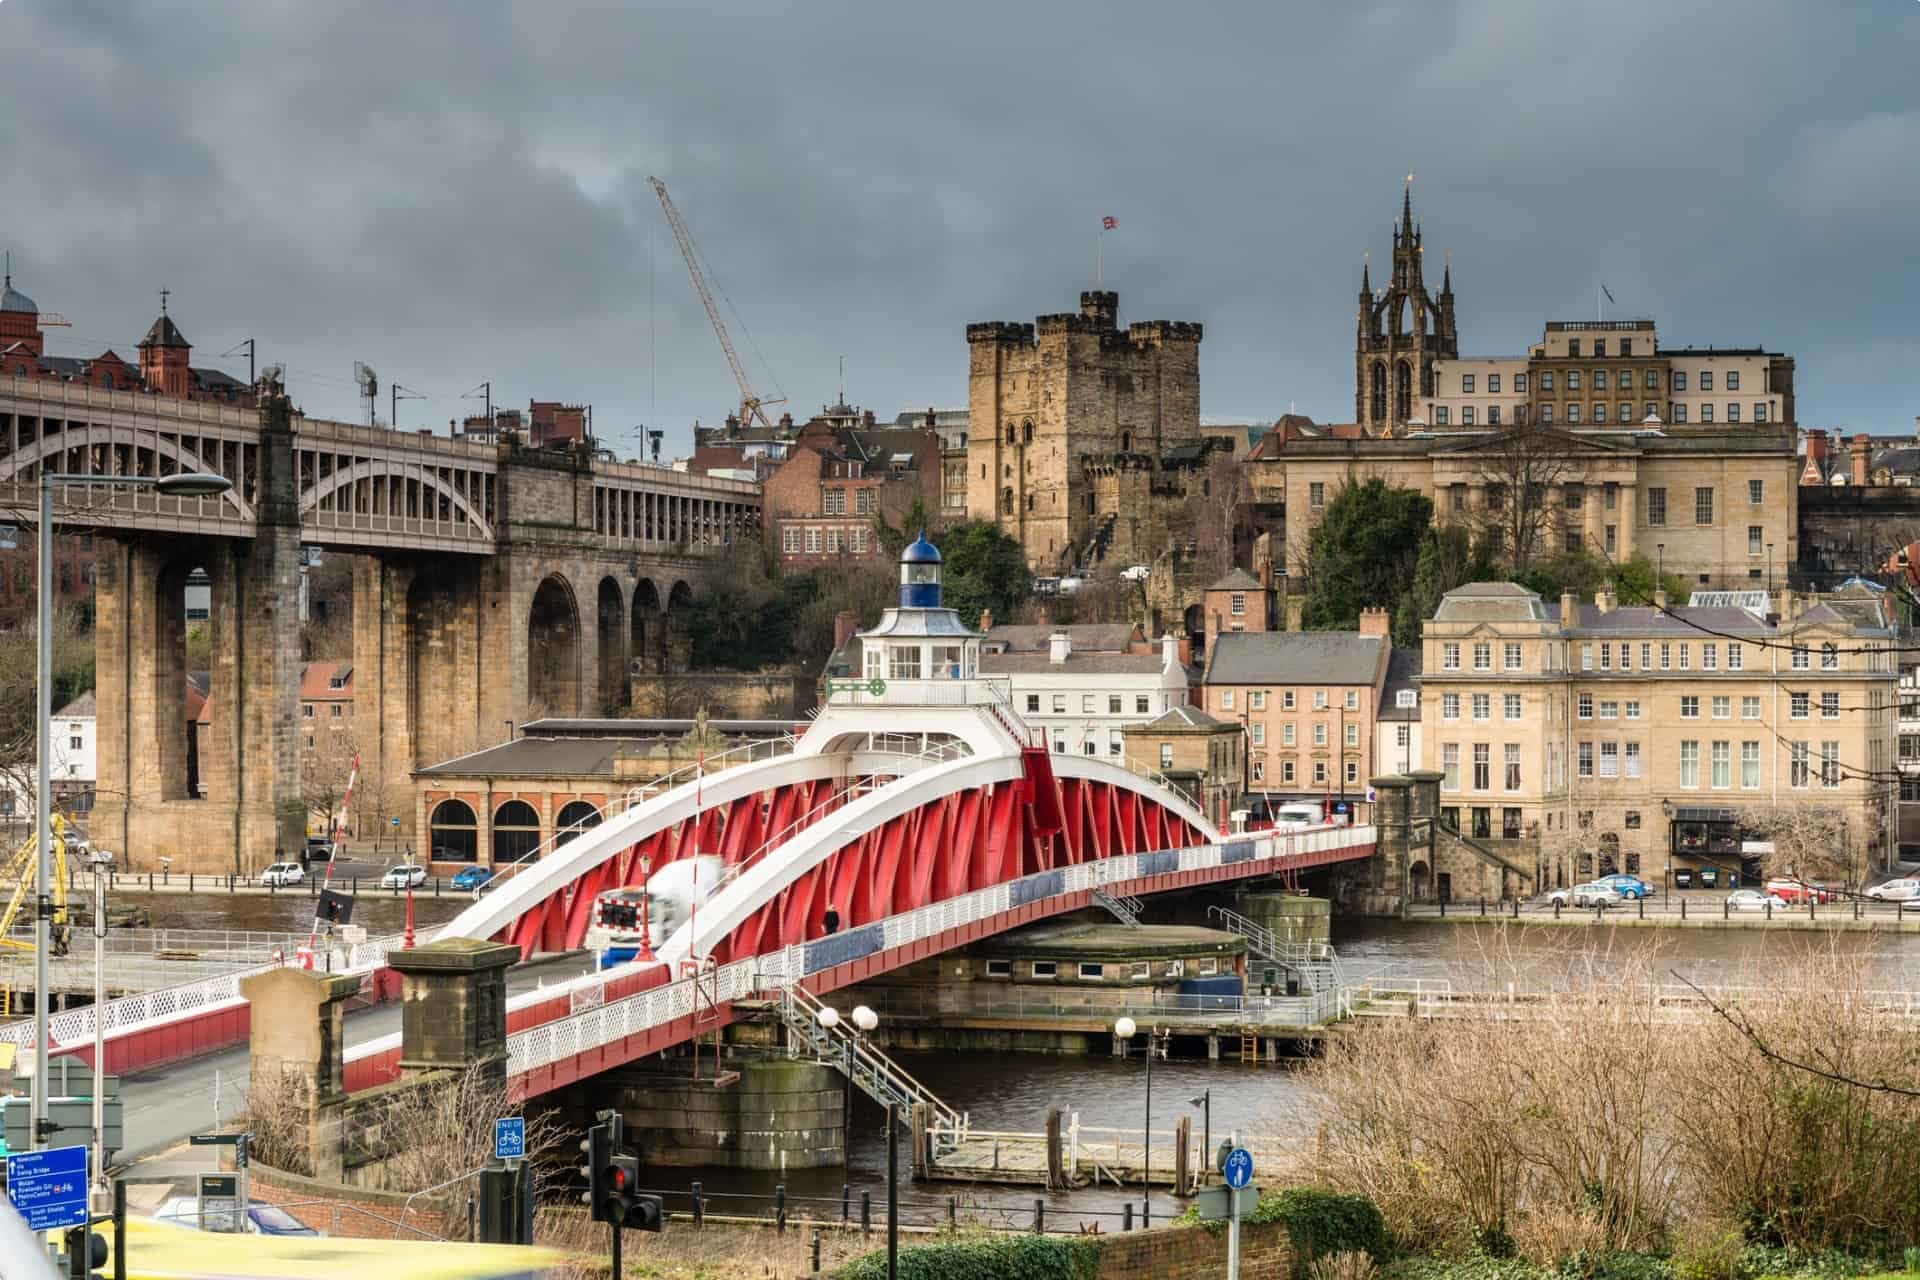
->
xmin=900 ymin=532 xmax=942 ymax=608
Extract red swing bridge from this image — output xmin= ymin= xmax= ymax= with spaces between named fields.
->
xmin=3 ymin=537 xmax=1375 ymax=1104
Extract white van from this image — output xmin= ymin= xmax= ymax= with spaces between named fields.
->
xmin=1270 ymin=803 xmax=1323 ymax=827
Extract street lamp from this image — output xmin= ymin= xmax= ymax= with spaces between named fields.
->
xmin=1189 ymin=1091 xmax=1211 ymax=1191
xmin=31 ymin=470 xmax=231 ymax=1158
xmin=848 ymin=1005 xmax=895 ymax=1280
xmin=1113 ymin=1016 xmax=1152 ymax=1224
xmin=87 ymin=846 xmax=114 ymax=1200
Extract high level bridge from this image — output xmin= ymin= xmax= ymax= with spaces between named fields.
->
xmin=0 ymin=377 xmax=758 ymax=869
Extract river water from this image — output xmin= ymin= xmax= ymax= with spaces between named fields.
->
xmin=123 ymin=894 xmax=1920 ymax=1226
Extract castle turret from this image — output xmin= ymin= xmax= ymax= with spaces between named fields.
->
xmin=899 ymin=531 xmax=943 ymax=609
xmin=138 ymin=293 xmax=192 ymax=399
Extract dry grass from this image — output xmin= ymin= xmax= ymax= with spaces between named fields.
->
xmin=1296 ymin=927 xmax=1920 ymax=1257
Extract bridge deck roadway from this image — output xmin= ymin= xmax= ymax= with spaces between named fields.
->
xmin=113 ymin=952 xmax=594 ymax=1168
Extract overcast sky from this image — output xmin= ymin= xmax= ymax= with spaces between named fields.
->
xmin=3 ymin=1 xmax=1917 ymax=454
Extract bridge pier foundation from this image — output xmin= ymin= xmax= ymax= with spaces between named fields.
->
xmin=546 ymin=1056 xmax=846 ymax=1172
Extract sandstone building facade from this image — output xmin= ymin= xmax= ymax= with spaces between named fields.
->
xmin=965 ymin=290 xmax=1203 ymax=572
xmin=1420 ymin=582 xmax=1897 ymax=890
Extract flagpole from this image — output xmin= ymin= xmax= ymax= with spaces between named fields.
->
xmin=1096 ymin=229 xmax=1103 ymax=289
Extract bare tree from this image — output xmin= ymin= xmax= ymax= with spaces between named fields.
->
xmin=301 ymin=727 xmax=362 ymax=847
xmin=1176 ymin=449 xmax=1250 ymax=583
xmin=1738 ymin=800 xmax=1877 ymax=890
xmin=1466 ymin=427 xmax=1584 ymax=577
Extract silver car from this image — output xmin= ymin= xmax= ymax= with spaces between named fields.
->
xmin=1726 ymin=889 xmax=1788 ymax=912
xmin=1548 ymin=882 xmax=1623 ymax=908
xmin=259 ymin=862 xmax=304 ymax=887
xmin=1867 ymin=878 xmax=1919 ymax=902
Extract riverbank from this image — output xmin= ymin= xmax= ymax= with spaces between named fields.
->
xmin=1403 ymin=900 xmax=1920 ymax=932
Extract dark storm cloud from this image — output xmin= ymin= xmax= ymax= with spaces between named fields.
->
xmin=2 ymin=0 xmax=1916 ymax=448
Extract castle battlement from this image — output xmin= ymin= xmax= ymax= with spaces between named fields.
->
xmin=966 ymin=321 xmax=1037 ymax=347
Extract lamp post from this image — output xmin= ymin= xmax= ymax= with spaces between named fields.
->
xmin=1114 ymin=1016 xmax=1152 ymax=1224
xmin=30 ymin=470 xmax=231 ymax=1160
xmin=1189 ymin=1090 xmax=1211 ymax=1190
xmin=88 ymin=846 xmax=113 ymax=1201
xmin=850 ymin=1005 xmax=893 ymax=1280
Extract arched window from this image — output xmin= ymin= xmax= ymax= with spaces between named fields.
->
xmin=1021 ymin=422 xmax=1034 ymax=445
xmin=1025 ymin=492 xmax=1034 ymax=511
xmin=493 ymin=799 xmax=541 ymax=864
xmin=1005 ymin=424 xmax=1016 ymax=445
xmin=1000 ymin=487 xmax=1014 ymax=515
xmin=1370 ymin=363 xmax=1387 ymax=421
xmin=102 ymin=372 xmax=115 ymax=390
xmin=1395 ymin=360 xmax=1412 ymax=421
xmin=1120 ymin=430 xmax=1132 ymax=453
xmin=428 ymin=799 xmax=478 ymax=863
xmin=555 ymin=800 xmax=601 ymax=846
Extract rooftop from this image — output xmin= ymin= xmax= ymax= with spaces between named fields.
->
xmin=1204 ymin=632 xmax=1386 ymax=687
xmin=1137 ymin=704 xmax=1225 ymax=730
xmin=1207 ymin=568 xmax=1264 ymax=592
xmin=980 ymin=651 xmax=1170 ymax=677
xmin=983 ymin=623 xmax=1141 ymax=654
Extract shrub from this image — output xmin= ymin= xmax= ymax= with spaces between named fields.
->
xmin=836 ymin=1235 xmax=1102 ymax=1280
xmin=1252 ymin=1188 xmax=1392 ymax=1276
xmin=1312 ymin=1251 xmax=1380 ymax=1280
xmin=1668 ymin=1217 xmax=1743 ymax=1280
xmin=1511 ymin=1207 xmax=1608 ymax=1271
xmin=1905 ymin=1245 xmax=1920 ymax=1274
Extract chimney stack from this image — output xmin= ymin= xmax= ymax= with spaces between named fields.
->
xmin=1653 ymin=588 xmax=1669 ymax=610
xmin=833 ymin=610 xmax=860 ymax=652
xmin=1851 ymin=433 xmax=1871 ymax=486
xmin=980 ymin=608 xmax=993 ymax=632
xmin=1595 ymin=584 xmax=1616 ymax=614
xmin=1560 ymin=591 xmax=1578 ymax=625
xmin=1048 ymin=631 xmax=1072 ymax=665
xmin=1357 ymin=607 xmax=1391 ymax=638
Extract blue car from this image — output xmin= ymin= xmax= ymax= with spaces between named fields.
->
xmin=450 ymin=865 xmax=494 ymax=891
xmin=1596 ymin=873 xmax=1653 ymax=899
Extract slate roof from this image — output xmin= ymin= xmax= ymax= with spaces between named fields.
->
xmin=1 ymin=280 xmax=37 ymax=313
xmin=984 ymin=623 xmax=1139 ymax=654
xmin=980 ymin=651 xmax=1168 ymax=676
xmin=1207 ymin=569 xmax=1264 ymax=592
xmin=56 ymin=692 xmax=96 ymax=718
xmin=1378 ymin=648 xmax=1423 ymax=720
xmin=1434 ymin=582 xmax=1552 ymax=622
xmin=1203 ymin=632 xmax=1386 ymax=686
xmin=140 ymin=313 xmax=188 ymax=348
xmin=1139 ymin=704 xmax=1224 ymax=729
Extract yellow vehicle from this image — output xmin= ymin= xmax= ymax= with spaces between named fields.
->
xmin=5 ymin=1214 xmax=562 ymax=1280
xmin=1 ymin=814 xmax=75 ymax=955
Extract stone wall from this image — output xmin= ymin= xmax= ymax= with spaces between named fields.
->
xmin=553 ymin=1057 xmax=845 ymax=1171
xmin=629 ymin=671 xmax=815 ymax=720
xmin=1095 ymin=1218 xmax=1292 ymax=1280
xmin=248 ymin=1161 xmax=458 ymax=1241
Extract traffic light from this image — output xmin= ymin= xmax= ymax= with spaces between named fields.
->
xmin=579 ymin=1119 xmax=613 ymax=1222
xmin=578 ymin=1113 xmax=662 ymax=1232
xmin=64 ymin=1226 xmax=107 ymax=1279
xmin=601 ymin=1151 xmax=639 ymax=1224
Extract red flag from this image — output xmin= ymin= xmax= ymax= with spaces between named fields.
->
xmin=1101 ymin=216 xmax=1117 ymax=231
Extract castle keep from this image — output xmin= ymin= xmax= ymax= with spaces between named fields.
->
xmin=966 ymin=291 xmax=1203 ymax=572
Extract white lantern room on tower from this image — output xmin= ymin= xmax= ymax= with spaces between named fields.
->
xmin=858 ymin=533 xmax=980 ymax=686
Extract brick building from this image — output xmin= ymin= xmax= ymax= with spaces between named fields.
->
xmin=965 ymin=290 xmax=1203 ymax=573
xmin=764 ymin=412 xmax=941 ymax=568
xmin=1201 ymin=613 xmax=1393 ymax=820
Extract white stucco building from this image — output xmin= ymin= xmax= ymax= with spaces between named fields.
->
xmin=980 ymin=631 xmax=1190 ymax=760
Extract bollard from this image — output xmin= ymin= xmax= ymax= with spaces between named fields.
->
xmin=435 ymin=878 xmax=441 ymax=897
xmin=1809 ymin=897 xmax=1815 ymax=922
xmin=189 ymin=873 xmax=194 ymax=893
xmin=1681 ymin=897 xmax=1687 ymax=921
xmin=691 ymin=1181 xmax=704 ymax=1229
xmin=841 ymin=1183 xmax=850 ymax=1223
xmin=1638 ymin=896 xmax=1645 ymax=920
xmin=775 ymin=1184 xmax=787 ymax=1234
xmin=861 ymin=1190 xmax=872 ymax=1234
xmin=1034 ymin=1199 xmax=1045 ymax=1234
xmin=1439 ymin=896 xmax=1446 ymax=918
xmin=1595 ymin=903 xmax=1603 ymax=923
xmin=1553 ymin=900 xmax=1561 ymax=920
xmin=148 ymin=872 xmax=154 ymax=892
xmin=1479 ymin=896 xmax=1486 ymax=917
xmin=228 ymin=874 xmax=234 ymax=893
xmin=1511 ymin=897 xmax=1519 ymax=919
xmin=811 ymin=1230 xmax=822 ymax=1274
xmin=1123 ymin=1202 xmax=1134 ymax=1232
xmin=163 ymin=868 xmax=169 ymax=886
xmin=948 ymin=1196 xmax=957 ymax=1228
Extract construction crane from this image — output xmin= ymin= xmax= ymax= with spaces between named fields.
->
xmin=0 ymin=814 xmax=74 ymax=960
xmin=649 ymin=176 xmax=785 ymax=433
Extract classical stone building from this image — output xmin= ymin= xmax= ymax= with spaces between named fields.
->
xmin=965 ymin=290 xmax=1203 ymax=572
xmin=1252 ymin=423 xmax=1802 ymax=596
xmin=1420 ymin=582 xmax=1898 ymax=889
xmin=1354 ymin=187 xmax=1458 ymax=436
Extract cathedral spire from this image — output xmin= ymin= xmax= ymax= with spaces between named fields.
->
xmin=1402 ymin=175 xmax=1414 ymax=230
xmin=1442 ymin=248 xmax=1452 ymax=295
xmin=1361 ymin=254 xmax=1371 ymax=295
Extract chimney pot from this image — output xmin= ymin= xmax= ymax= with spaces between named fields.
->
xmin=1653 ymin=588 xmax=1668 ymax=610
xmin=1049 ymin=631 xmax=1072 ymax=664
xmin=980 ymin=609 xmax=993 ymax=632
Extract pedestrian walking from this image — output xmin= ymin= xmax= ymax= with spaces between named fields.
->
xmin=822 ymin=903 xmax=840 ymax=936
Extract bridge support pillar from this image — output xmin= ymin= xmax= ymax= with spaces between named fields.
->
xmin=558 ymin=1057 xmax=846 ymax=1171
xmin=93 ymin=388 xmax=306 ymax=872
xmin=385 ymin=938 xmax=520 ymax=1087
xmin=241 ymin=967 xmax=363 ymax=1181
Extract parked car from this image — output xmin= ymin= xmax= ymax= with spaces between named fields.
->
xmin=1548 ymin=882 xmax=1622 ymax=908
xmin=154 ymin=1196 xmax=318 ymax=1236
xmin=1764 ymin=878 xmax=1832 ymax=905
xmin=450 ymin=865 xmax=494 ymax=892
xmin=1595 ymin=874 xmax=1653 ymax=899
xmin=305 ymin=836 xmax=334 ymax=860
xmin=1119 ymin=564 xmax=1150 ymax=582
xmin=1866 ymin=878 xmax=1920 ymax=902
xmin=258 ymin=862 xmax=304 ymax=887
xmin=1726 ymin=889 xmax=1788 ymax=912
xmin=381 ymin=863 xmax=427 ymax=889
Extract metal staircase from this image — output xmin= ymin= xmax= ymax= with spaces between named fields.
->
xmin=1090 ymin=888 xmax=1144 ymax=927
xmin=779 ymin=985 xmax=965 ymax=1150
xmin=1207 ymin=905 xmax=1344 ymax=993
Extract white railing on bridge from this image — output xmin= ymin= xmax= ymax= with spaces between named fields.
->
xmin=0 ymin=934 xmax=399 ymax=1050
xmin=504 ymin=826 xmax=1376 ymax=1077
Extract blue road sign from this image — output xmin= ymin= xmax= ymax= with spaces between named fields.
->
xmin=1224 ymin=1146 xmax=1254 ymax=1190
xmin=6 ymin=1143 xmax=90 ymax=1232
xmin=494 ymin=1116 xmax=525 ymax=1161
